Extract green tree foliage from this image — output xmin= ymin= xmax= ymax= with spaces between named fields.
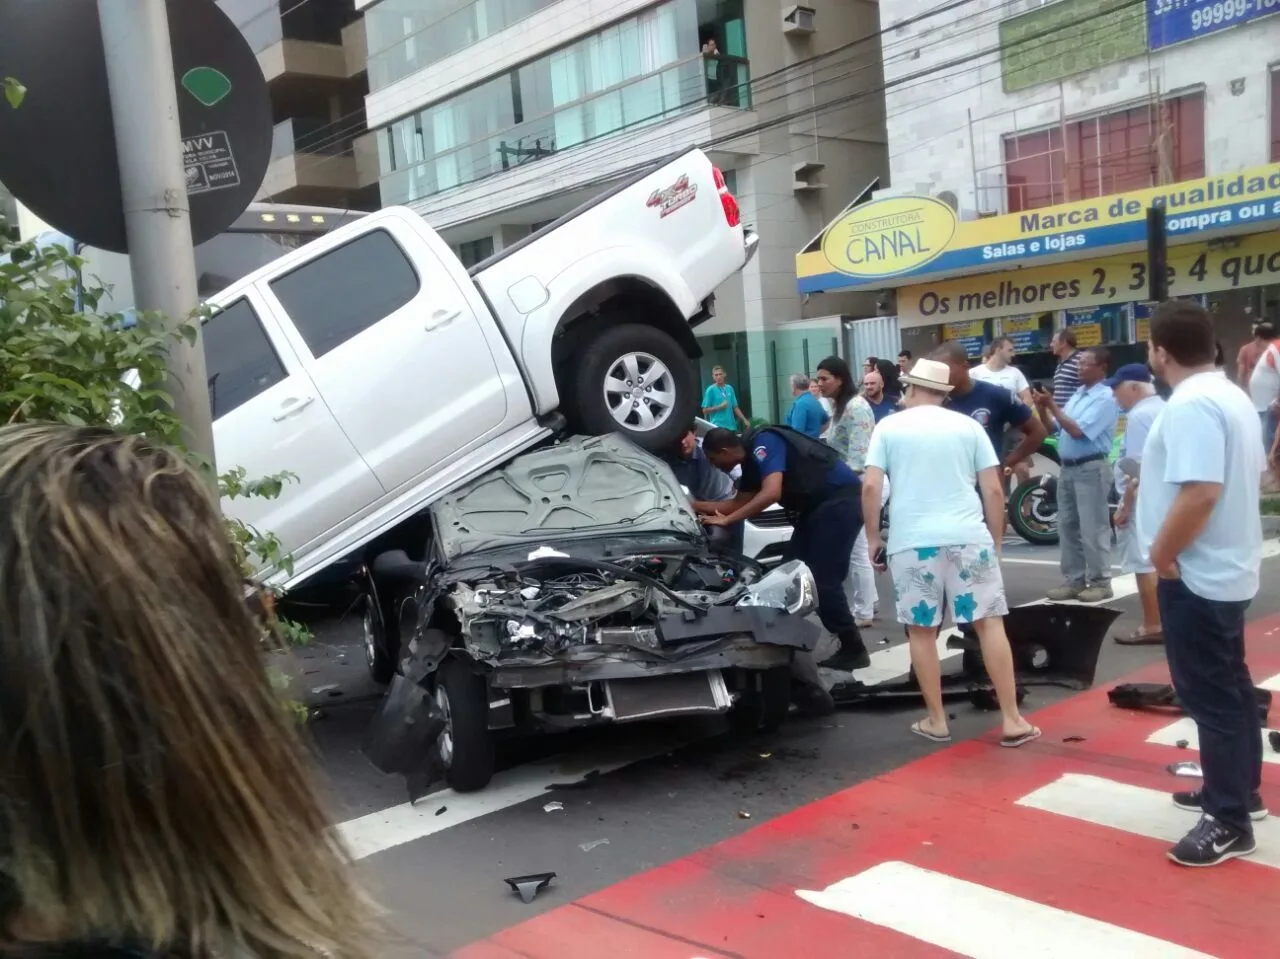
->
xmin=1 ymin=224 xmax=312 ymax=659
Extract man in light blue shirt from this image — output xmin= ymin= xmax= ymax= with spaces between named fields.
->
xmin=1137 ymin=300 xmax=1265 ymax=868
xmin=1033 ymin=346 xmax=1119 ymax=602
xmin=784 ymin=373 xmax=830 ymax=438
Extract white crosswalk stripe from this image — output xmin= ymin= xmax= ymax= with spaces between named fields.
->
xmin=1146 ymin=718 xmax=1280 ymax=765
xmin=797 ymin=861 xmax=1215 ymax=958
xmin=1017 ymin=773 xmax=1280 ymax=870
xmin=793 ymin=669 xmax=1280 ymax=953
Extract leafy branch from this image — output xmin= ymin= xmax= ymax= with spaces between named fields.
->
xmin=1 ymin=231 xmax=315 ymax=710
xmin=3 ymin=76 xmax=25 ymax=109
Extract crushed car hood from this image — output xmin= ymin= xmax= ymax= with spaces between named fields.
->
xmin=431 ymin=434 xmax=705 ymax=563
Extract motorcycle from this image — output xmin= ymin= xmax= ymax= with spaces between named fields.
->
xmin=1006 ymin=439 xmax=1061 ymax=546
xmin=1006 ymin=437 xmax=1130 ymax=547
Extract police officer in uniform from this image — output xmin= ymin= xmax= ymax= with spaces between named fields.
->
xmin=700 ymin=425 xmax=872 ymax=700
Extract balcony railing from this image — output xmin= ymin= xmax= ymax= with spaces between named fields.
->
xmin=271 ymin=116 xmax=357 ymax=162
xmin=379 ymin=54 xmax=750 ymax=206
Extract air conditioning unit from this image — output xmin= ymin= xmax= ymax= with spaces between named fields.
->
xmin=782 ymin=5 xmax=816 ymax=35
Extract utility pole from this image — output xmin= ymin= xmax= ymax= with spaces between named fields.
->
xmin=97 ymin=0 xmax=216 ymax=471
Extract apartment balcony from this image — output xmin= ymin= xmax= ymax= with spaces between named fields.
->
xmin=258 ymin=118 xmax=364 ymax=207
xmin=386 ymin=55 xmax=759 ymax=230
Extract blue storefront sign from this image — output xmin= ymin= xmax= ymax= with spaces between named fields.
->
xmin=1148 ymin=0 xmax=1280 ymax=51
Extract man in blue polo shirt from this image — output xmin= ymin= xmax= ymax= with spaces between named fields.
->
xmin=784 ymin=373 xmax=830 ymax=437
xmin=1034 ymin=346 xmax=1119 ymax=602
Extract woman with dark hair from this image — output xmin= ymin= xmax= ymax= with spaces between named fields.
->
xmin=814 ymin=356 xmax=880 ymax=628
xmin=0 ymin=424 xmax=381 ymax=958
xmin=875 ymin=358 xmax=903 ymax=403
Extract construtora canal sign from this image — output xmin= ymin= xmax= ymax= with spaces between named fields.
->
xmin=796 ymin=162 xmax=1280 ymax=295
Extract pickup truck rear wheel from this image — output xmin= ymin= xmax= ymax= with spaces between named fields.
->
xmin=572 ymin=323 xmax=696 ymax=451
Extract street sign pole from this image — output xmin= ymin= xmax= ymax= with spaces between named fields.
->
xmin=97 ymin=0 xmax=216 ymax=470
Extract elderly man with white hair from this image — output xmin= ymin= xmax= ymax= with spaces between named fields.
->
xmin=1107 ymin=363 xmax=1166 ymax=646
xmin=784 ymin=372 xmax=830 ymax=438
xmin=862 ymin=358 xmax=1039 ymax=748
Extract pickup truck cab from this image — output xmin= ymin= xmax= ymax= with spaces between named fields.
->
xmin=204 ymin=149 xmax=756 ymax=589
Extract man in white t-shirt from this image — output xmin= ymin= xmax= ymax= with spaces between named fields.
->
xmin=972 ymin=335 xmax=1035 ymax=483
xmin=1139 ymin=300 xmax=1265 ymax=868
xmin=862 ymin=358 xmax=1039 ymax=749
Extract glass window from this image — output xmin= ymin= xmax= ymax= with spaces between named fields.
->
xmin=374 ymin=0 xmax=730 ymax=207
xmin=269 ymin=230 xmax=421 ymax=359
xmin=454 ymin=236 xmax=494 ymax=268
xmin=1271 ymin=70 xmax=1279 ymax=162
xmin=1004 ymin=92 xmax=1205 ymax=214
xmin=203 ymin=298 xmax=288 ymax=419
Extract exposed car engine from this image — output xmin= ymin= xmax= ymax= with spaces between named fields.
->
xmin=445 ymin=552 xmax=767 ymax=664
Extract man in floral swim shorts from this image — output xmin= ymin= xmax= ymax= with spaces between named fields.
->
xmin=863 ymin=358 xmax=1041 ymax=748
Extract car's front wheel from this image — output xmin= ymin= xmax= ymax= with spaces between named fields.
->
xmin=434 ymin=656 xmax=496 ymax=792
xmin=729 ymin=666 xmax=791 ymax=734
xmin=361 ymin=591 xmax=395 ymax=685
xmin=570 ymin=322 xmax=696 ymax=451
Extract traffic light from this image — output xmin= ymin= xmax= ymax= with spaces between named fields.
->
xmin=1146 ymin=206 xmax=1168 ymax=303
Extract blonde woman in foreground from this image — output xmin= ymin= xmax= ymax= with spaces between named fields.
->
xmin=0 ymin=424 xmax=379 ymax=959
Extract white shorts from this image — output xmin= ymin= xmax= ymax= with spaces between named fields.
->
xmin=888 ymin=544 xmax=1009 ymax=628
xmin=1117 ymin=523 xmax=1153 ymax=575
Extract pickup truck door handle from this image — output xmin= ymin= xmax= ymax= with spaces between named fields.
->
xmin=273 ymin=396 xmax=316 ymax=422
xmin=426 ymin=308 xmax=461 ymax=332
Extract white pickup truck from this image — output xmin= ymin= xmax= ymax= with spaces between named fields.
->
xmin=205 ymin=149 xmax=757 ymax=589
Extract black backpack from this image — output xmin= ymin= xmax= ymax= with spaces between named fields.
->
xmin=740 ymin=425 xmax=856 ymax=516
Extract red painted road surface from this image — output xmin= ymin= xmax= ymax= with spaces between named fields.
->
xmin=455 ymin=614 xmax=1280 ymax=958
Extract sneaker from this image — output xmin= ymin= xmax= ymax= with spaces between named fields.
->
xmin=1167 ymin=814 xmax=1256 ymax=867
xmin=1172 ymin=789 xmax=1269 ymax=822
xmin=1077 ymin=585 xmax=1114 ymax=603
xmin=1046 ymin=584 xmax=1083 ymax=601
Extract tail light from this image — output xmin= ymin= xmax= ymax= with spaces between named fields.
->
xmin=712 ymin=166 xmax=741 ymax=228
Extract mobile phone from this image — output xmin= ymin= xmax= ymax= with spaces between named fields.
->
xmin=873 ymin=546 xmax=887 ymax=567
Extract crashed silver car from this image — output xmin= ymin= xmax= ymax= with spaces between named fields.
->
xmin=360 ymin=434 xmax=819 ymax=794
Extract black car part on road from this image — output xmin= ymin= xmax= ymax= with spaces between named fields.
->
xmin=830 ymin=602 xmax=1120 ymax=707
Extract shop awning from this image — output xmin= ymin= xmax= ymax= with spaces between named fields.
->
xmin=796 ymin=162 xmax=1280 ymax=308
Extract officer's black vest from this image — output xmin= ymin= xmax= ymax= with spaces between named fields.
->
xmin=737 ymin=425 xmax=858 ymax=518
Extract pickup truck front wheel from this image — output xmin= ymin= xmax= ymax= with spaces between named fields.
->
xmin=572 ymin=323 xmax=696 ymax=451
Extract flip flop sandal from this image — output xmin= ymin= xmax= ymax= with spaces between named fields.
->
xmin=910 ymin=720 xmax=951 ymax=744
xmin=1115 ymin=629 xmax=1164 ymax=645
xmin=1000 ymin=726 xmax=1042 ymax=749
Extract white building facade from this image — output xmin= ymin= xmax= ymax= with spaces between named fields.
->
xmin=356 ymin=0 xmax=890 ymax=420
xmin=879 ymin=0 xmax=1280 ymax=373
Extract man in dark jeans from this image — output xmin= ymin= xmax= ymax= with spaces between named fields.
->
xmin=700 ymin=426 xmax=870 ymax=713
xmin=1139 ymin=300 xmax=1268 ymax=867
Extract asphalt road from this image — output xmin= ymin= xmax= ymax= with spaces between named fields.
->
xmin=289 ymin=534 xmax=1280 ymax=958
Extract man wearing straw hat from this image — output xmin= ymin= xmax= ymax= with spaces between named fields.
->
xmin=862 ymin=358 xmax=1040 ymax=748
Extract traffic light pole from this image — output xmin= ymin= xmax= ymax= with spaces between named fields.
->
xmin=1146 ymin=205 xmax=1169 ymax=304
xmin=97 ymin=0 xmax=216 ymax=471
